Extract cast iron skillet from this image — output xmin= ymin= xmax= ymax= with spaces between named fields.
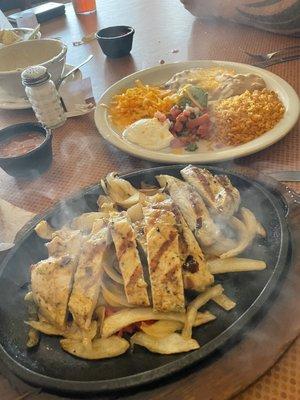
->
xmin=0 ymin=165 xmax=293 ymax=394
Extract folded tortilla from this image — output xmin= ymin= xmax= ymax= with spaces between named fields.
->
xmin=0 ymin=198 xmax=35 ymax=249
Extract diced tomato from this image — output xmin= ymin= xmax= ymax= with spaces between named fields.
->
xmin=105 ymin=306 xmax=118 ymax=317
xmin=182 ymin=109 xmax=191 ymax=117
xmin=177 ymin=114 xmax=188 ymax=123
xmin=117 ymin=322 xmax=142 ymax=337
xmin=170 ymin=138 xmax=185 ymax=148
xmin=186 ymin=114 xmax=209 ymax=130
xmin=196 ymin=113 xmax=210 ymax=124
xmin=154 ymin=111 xmax=167 ymax=122
xmin=122 ymin=324 xmax=138 ymax=334
xmin=186 ymin=118 xmax=200 ymax=130
xmin=167 ymin=114 xmax=175 ymax=122
xmin=170 ymin=106 xmax=182 ymax=119
xmin=142 ymin=320 xmax=156 ymax=325
xmin=197 ymin=125 xmax=209 ymax=138
xmin=180 ymin=136 xmax=192 ymax=145
xmin=174 ymin=120 xmax=184 ymax=133
xmin=169 ymin=107 xmax=211 ymax=145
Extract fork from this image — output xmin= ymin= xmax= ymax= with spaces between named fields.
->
xmin=254 ymin=54 xmax=300 ymax=68
xmin=242 ymin=45 xmax=300 ymax=61
xmin=268 ymin=171 xmax=300 ymax=182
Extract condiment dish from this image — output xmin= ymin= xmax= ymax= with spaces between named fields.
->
xmin=0 ymin=122 xmax=52 ymax=178
xmin=96 ymin=26 xmax=134 ymax=58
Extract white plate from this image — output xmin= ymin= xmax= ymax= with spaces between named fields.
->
xmin=94 ymin=60 xmax=300 ymax=164
xmin=0 ymin=64 xmax=82 ymax=111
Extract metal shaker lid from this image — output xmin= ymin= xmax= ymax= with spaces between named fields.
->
xmin=21 ymin=65 xmax=51 ymax=87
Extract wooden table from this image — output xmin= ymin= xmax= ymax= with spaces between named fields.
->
xmin=0 ymin=1 xmax=299 ymax=399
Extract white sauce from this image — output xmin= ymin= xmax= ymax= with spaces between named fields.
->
xmin=123 ymin=118 xmax=173 ymax=150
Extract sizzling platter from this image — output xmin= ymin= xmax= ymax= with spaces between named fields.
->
xmin=94 ymin=60 xmax=299 ymax=163
xmin=0 ymin=165 xmax=291 ymax=393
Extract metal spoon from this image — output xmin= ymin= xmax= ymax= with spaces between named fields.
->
xmin=58 ymin=54 xmax=94 ymax=86
xmin=23 ymin=24 xmax=41 ymax=41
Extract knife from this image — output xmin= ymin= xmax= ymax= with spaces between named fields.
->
xmin=268 ymin=171 xmax=300 ymax=182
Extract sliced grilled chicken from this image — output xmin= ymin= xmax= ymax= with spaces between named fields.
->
xmin=110 ymin=213 xmax=150 ymax=307
xmin=46 ymin=229 xmax=82 ymax=258
xmin=177 ymin=213 xmax=214 ymax=291
xmin=180 ymin=165 xmax=240 ymax=216
xmin=71 ymin=212 xmax=106 ymax=233
xmin=68 ymin=228 xmax=109 ymax=330
xmin=151 ymin=199 xmax=214 ymax=292
xmin=31 ymin=256 xmax=78 ymax=329
xmin=131 ymin=219 xmax=147 ymax=253
xmin=143 ymin=206 xmax=185 ymax=312
xmin=156 ymin=175 xmax=219 ymax=247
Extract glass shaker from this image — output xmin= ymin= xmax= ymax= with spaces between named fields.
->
xmin=21 ymin=65 xmax=67 ymax=129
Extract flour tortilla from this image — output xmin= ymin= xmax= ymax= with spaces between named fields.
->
xmin=0 ymin=198 xmax=35 ymax=250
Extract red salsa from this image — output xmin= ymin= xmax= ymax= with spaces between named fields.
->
xmin=0 ymin=132 xmax=45 ymax=158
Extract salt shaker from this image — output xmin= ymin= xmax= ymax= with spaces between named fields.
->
xmin=21 ymin=66 xmax=66 ymax=129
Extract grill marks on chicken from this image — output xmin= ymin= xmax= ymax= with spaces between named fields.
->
xmin=31 ymin=256 xmax=78 ymax=329
xmin=143 ymin=207 xmax=185 ymax=312
xmin=110 ymin=213 xmax=150 ymax=307
xmin=68 ymin=228 xmax=109 ymax=329
xmin=150 ymin=199 xmax=214 ymax=292
xmin=30 ymin=167 xmax=259 ymax=337
xmin=181 ymin=165 xmax=240 ymax=216
xmin=177 ymin=214 xmax=214 ymax=291
xmin=156 ymin=175 xmax=220 ymax=247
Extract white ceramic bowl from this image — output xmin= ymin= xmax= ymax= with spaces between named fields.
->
xmin=0 ymin=28 xmax=42 ymax=49
xmin=0 ymin=39 xmax=67 ymax=98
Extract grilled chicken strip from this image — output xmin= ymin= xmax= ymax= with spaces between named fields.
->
xmin=110 ymin=213 xmax=150 ymax=307
xmin=143 ymin=206 xmax=185 ymax=312
xmin=31 ymin=256 xmax=78 ymax=329
xmin=71 ymin=212 xmax=106 ymax=233
xmin=180 ymin=165 xmax=240 ymax=216
xmin=131 ymin=219 xmax=147 ymax=253
xmin=176 ymin=212 xmax=214 ymax=291
xmin=68 ymin=228 xmax=109 ymax=330
xmin=156 ymin=175 xmax=219 ymax=247
xmin=46 ymin=229 xmax=82 ymax=258
xmin=151 ymin=199 xmax=214 ymax=292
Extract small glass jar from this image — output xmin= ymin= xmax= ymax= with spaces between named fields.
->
xmin=21 ymin=65 xmax=66 ymax=129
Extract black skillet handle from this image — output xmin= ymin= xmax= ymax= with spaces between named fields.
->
xmin=254 ymin=176 xmax=300 ymax=219
xmin=219 ymin=165 xmax=300 ymax=252
xmin=274 ymin=185 xmax=300 ymax=216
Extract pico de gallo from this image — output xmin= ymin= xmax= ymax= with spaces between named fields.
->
xmin=155 ymin=85 xmax=212 ymax=152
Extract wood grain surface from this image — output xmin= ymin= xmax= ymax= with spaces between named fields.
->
xmin=0 ymin=1 xmax=299 ymax=399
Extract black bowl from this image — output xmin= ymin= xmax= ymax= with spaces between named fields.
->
xmin=96 ymin=25 xmax=134 ymax=58
xmin=0 ymin=122 xmax=52 ymax=179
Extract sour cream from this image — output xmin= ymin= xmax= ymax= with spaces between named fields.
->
xmin=123 ymin=118 xmax=173 ymax=150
